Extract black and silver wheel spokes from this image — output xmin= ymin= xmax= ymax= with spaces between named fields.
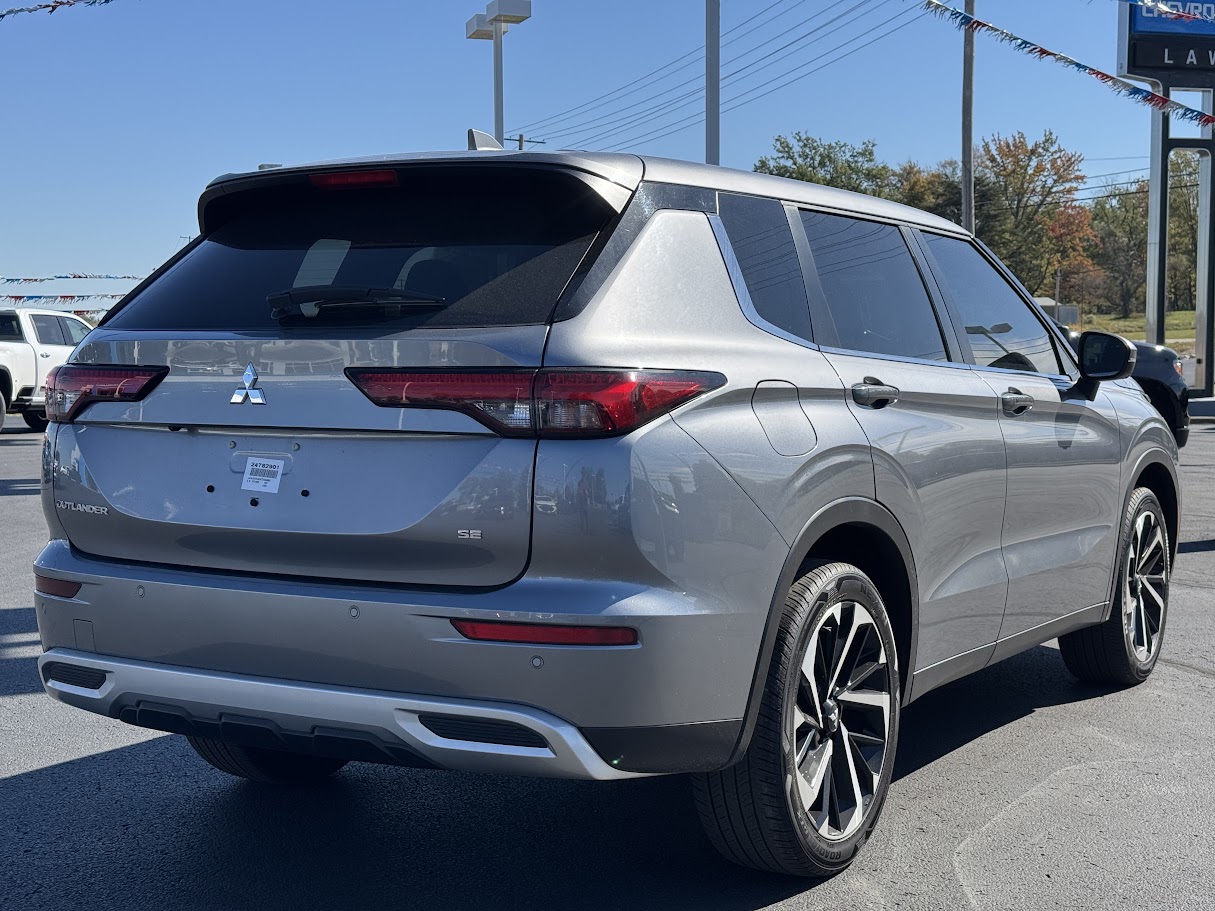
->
xmin=1124 ymin=509 xmax=1168 ymax=662
xmin=792 ymin=601 xmax=892 ymax=841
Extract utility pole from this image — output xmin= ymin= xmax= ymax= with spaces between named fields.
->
xmin=1055 ymin=268 xmax=1062 ymax=310
xmin=706 ymin=0 xmax=720 ymax=165
xmin=961 ymin=0 xmax=975 ymax=233
xmin=505 ymin=135 xmax=546 ymax=150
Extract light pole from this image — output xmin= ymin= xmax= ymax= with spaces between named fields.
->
xmin=465 ymin=1 xmax=532 ymax=146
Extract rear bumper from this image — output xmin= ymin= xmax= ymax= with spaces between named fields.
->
xmin=39 ymin=648 xmax=645 ymax=780
xmin=34 ymin=539 xmax=756 ymax=774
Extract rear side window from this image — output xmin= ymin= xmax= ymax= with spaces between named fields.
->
xmin=0 ymin=313 xmax=22 ymax=341
xmin=105 ymin=168 xmax=617 ymax=332
xmin=61 ymin=317 xmax=90 ymax=345
xmin=799 ymin=211 xmax=948 ymax=362
xmin=921 ymin=234 xmax=1063 ymax=375
xmin=717 ymin=193 xmax=811 ymax=341
xmin=31 ymin=314 xmax=67 ymax=345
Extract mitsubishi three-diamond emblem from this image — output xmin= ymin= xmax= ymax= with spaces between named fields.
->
xmin=230 ymin=363 xmax=266 ymax=404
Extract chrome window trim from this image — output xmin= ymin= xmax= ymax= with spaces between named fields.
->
xmin=707 ymin=213 xmax=819 ymax=352
xmin=815 ymin=344 xmax=973 ymax=371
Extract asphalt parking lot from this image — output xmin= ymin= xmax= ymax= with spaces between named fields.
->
xmin=2 ymin=423 xmax=1214 ymax=911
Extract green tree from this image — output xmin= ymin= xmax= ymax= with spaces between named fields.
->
xmin=1089 ymin=178 xmax=1149 ymax=319
xmin=1168 ymin=151 xmax=1200 ymax=311
xmin=754 ymin=133 xmax=894 ymax=197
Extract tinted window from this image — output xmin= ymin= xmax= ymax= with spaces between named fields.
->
xmin=800 ymin=211 xmax=948 ymax=361
xmin=922 ymin=234 xmax=1062 ymax=375
xmin=60 ymin=317 xmax=90 ymax=345
xmin=718 ymin=193 xmax=811 ymax=341
xmin=105 ymin=169 xmax=616 ymax=332
xmin=0 ymin=313 xmax=21 ymax=341
xmin=31 ymin=314 xmax=67 ymax=345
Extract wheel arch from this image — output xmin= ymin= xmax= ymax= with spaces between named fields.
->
xmin=1133 ymin=456 xmax=1179 ymax=566
xmin=1096 ymin=449 xmax=1180 ymax=625
xmin=725 ymin=497 xmax=919 ymax=766
xmin=0 ymin=367 xmax=11 ymax=407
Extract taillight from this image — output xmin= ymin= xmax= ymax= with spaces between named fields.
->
xmin=309 ymin=169 xmax=398 ymax=189
xmin=535 ymin=370 xmax=722 ymax=436
xmin=45 ymin=365 xmax=169 ymax=423
xmin=345 ymin=371 xmax=534 ymax=435
xmin=345 ymin=368 xmax=724 ymax=438
xmin=451 ymin=619 xmax=638 ymax=646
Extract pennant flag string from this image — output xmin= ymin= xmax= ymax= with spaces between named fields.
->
xmin=1119 ymin=0 xmax=1215 ymax=26
xmin=924 ymin=1 xmax=1215 ymax=128
xmin=1 ymin=274 xmax=143 ymax=284
xmin=2 ymin=293 xmax=126 ymax=302
xmin=0 ymin=0 xmax=116 ymax=23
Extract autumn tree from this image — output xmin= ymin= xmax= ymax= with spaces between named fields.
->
xmin=979 ymin=130 xmax=1091 ymax=294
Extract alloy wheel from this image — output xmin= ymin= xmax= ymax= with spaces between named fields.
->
xmin=1124 ymin=508 xmax=1168 ymax=662
xmin=791 ymin=600 xmax=892 ymax=841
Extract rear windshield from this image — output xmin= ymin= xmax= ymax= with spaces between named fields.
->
xmin=105 ymin=168 xmax=617 ymax=332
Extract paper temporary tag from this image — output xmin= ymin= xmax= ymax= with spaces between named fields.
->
xmin=241 ymin=457 xmax=284 ymax=494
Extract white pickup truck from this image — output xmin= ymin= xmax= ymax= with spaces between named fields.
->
xmin=0 ymin=308 xmax=93 ymax=432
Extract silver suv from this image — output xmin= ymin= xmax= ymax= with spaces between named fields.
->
xmin=33 ymin=152 xmax=1179 ymax=876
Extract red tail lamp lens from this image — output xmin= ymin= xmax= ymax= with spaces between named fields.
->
xmin=345 ymin=370 xmax=535 ymax=435
xmin=451 ymin=620 xmax=638 ymax=646
xmin=309 ymin=169 xmax=399 ymax=189
xmin=346 ymin=368 xmax=724 ymax=438
xmin=45 ymin=365 xmax=169 ymax=423
xmin=35 ymin=575 xmax=82 ymax=599
xmin=535 ymin=370 xmax=723 ymax=436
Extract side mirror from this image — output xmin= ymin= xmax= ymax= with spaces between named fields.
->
xmin=1073 ymin=331 xmax=1136 ymax=401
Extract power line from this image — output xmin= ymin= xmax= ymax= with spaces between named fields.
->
xmin=542 ymin=0 xmax=878 ymax=146
xmin=508 ymin=0 xmax=811 ymax=136
xmin=592 ymin=2 xmax=912 ymax=151
xmin=600 ymin=4 xmax=927 ymax=153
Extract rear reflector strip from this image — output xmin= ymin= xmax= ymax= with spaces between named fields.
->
xmin=45 ymin=364 xmax=169 ymax=423
xmin=34 ymin=575 xmax=82 ymax=599
xmin=345 ymin=368 xmax=725 ymax=438
xmin=451 ymin=619 xmax=638 ymax=646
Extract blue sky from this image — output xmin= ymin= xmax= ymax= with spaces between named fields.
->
xmin=0 ymin=0 xmax=1164 ymax=300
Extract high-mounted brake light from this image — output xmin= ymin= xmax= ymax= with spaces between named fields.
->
xmin=451 ymin=619 xmax=638 ymax=646
xmin=308 ymin=169 xmax=399 ymax=190
xmin=344 ymin=368 xmax=724 ymax=438
xmin=45 ymin=365 xmax=169 ymax=423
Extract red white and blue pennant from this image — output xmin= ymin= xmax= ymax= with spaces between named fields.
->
xmin=925 ymin=0 xmax=1215 ymax=127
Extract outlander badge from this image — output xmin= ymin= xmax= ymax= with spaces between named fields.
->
xmin=231 ymin=363 xmax=266 ymax=405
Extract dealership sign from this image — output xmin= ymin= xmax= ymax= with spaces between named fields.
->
xmin=1122 ymin=2 xmax=1215 ymax=77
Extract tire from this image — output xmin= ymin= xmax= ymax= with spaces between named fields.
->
xmin=694 ymin=561 xmax=901 ymax=877
xmin=0 ymin=392 xmax=6 ymax=432
xmin=186 ymin=735 xmax=348 ymax=784
xmin=21 ymin=411 xmax=48 ymax=432
xmin=1059 ymin=488 xmax=1170 ymax=686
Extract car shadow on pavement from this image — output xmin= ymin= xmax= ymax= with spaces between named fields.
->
xmin=0 ymin=477 xmax=40 ymax=496
xmin=895 ymin=644 xmax=1117 ymax=781
xmin=0 ymin=645 xmax=1120 ymax=911
xmin=0 ymin=607 xmax=43 ymax=697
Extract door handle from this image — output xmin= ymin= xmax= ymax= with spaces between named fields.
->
xmin=851 ymin=379 xmax=900 ymax=408
xmin=39 ymin=353 xmax=50 ymax=358
xmin=1001 ymin=389 xmax=1034 ymax=416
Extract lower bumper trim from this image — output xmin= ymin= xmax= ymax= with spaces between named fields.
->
xmin=38 ymin=648 xmax=645 ymax=781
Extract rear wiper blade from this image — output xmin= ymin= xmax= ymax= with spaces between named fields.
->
xmin=267 ymin=285 xmax=447 ymax=320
